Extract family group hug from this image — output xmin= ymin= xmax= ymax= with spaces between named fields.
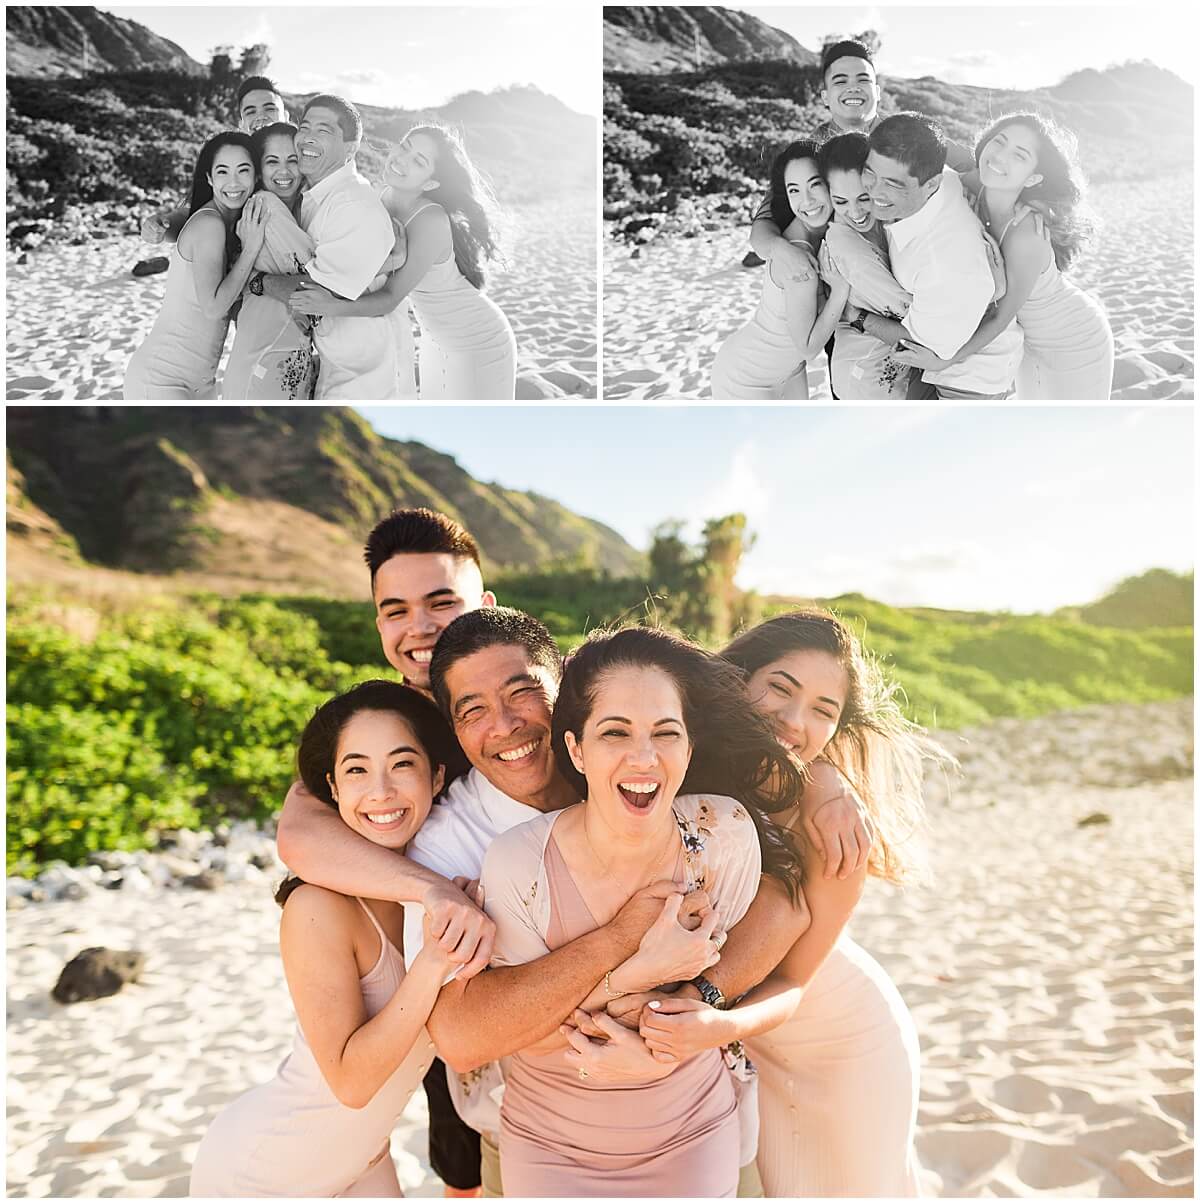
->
xmin=711 ymin=41 xmax=1115 ymax=400
xmin=124 ymin=78 xmax=517 ymax=401
xmin=187 ymin=506 xmax=947 ymax=1198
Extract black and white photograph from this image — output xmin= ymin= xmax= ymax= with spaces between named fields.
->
xmin=6 ymin=4 xmax=598 ymax=400
xmin=603 ymin=4 xmax=1194 ymax=400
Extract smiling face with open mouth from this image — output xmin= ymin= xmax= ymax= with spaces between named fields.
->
xmin=826 ymin=166 xmax=877 ymax=234
xmin=295 ymin=104 xmax=351 ymax=185
xmin=784 ymin=156 xmax=833 ymax=231
xmin=258 ymin=132 xmax=302 ymax=202
xmin=328 ymin=709 xmax=443 ymax=850
xmin=978 ymin=122 xmax=1043 ymax=194
xmin=822 ymin=55 xmax=880 ymax=128
xmin=564 ymin=665 xmax=693 ymax=833
xmin=446 ymin=643 xmax=561 ymax=807
xmin=206 ymin=145 xmax=256 ymax=215
xmin=374 ymin=552 xmax=494 ymax=692
xmin=745 ymin=649 xmax=848 ymax=765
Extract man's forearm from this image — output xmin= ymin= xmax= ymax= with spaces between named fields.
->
xmin=695 ymin=878 xmax=808 ymax=1001
xmin=276 ymin=785 xmax=445 ymax=904
xmin=864 ymin=312 xmax=910 ymax=348
xmin=429 ymin=924 xmax=634 ymax=1072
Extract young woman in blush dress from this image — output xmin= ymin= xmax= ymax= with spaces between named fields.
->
xmin=711 ymin=140 xmax=849 ymax=400
xmin=221 ymin=123 xmax=317 ymax=400
xmin=636 ymin=611 xmax=947 ymax=1197
xmin=125 ymin=132 xmax=267 ymax=399
xmin=895 ymin=113 xmax=1114 ymax=399
xmin=817 ymin=133 xmax=918 ymax=399
xmin=480 ymin=627 xmax=806 ymax=1198
xmin=290 ymin=124 xmax=516 ymax=400
xmin=189 ymin=682 xmax=461 ymax=1198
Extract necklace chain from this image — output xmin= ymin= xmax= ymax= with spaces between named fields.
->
xmin=582 ymin=814 xmax=680 ymax=894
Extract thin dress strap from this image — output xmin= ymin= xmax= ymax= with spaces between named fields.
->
xmin=402 ymin=201 xmax=438 ymax=228
xmin=355 ymin=898 xmax=398 ymax=975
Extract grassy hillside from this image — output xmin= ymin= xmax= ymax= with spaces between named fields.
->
xmin=604 ymin=58 xmax=1193 ymax=227
xmin=7 ymin=567 xmax=1191 ymax=875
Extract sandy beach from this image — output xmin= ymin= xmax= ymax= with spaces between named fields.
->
xmin=4 ymin=194 xmax=596 ymax=402
xmin=6 ymin=697 xmax=1193 ymax=1198
xmin=603 ymin=172 xmax=1195 ymax=400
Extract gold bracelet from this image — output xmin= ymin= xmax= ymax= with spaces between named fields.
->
xmin=604 ymin=970 xmax=626 ymax=999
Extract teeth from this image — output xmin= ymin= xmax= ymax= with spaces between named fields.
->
xmin=366 ymin=809 xmax=406 ymax=825
xmin=620 ymin=782 xmax=658 ymax=794
xmin=498 ymin=740 xmax=538 ymax=762
xmin=409 ymin=650 xmax=433 ymax=664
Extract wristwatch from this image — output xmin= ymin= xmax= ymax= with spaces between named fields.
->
xmin=249 ymin=271 xmax=265 ymax=297
xmin=691 ymin=974 xmax=727 ymax=1010
xmin=849 ymin=311 xmax=868 ymax=334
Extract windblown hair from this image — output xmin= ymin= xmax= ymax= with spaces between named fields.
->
xmin=551 ymin=626 xmax=806 ymax=904
xmin=767 ymin=138 xmax=823 ymax=236
xmin=721 ymin=610 xmax=952 ymax=885
xmin=303 ymin=94 xmax=363 ymax=144
xmin=275 ymin=680 xmax=463 ymax=906
xmin=820 ymin=39 xmax=876 ymax=81
xmin=974 ymin=111 xmax=1097 ymax=271
xmin=430 ymin=608 xmax=563 ymax=720
xmin=364 ymin=507 xmax=482 ymax=587
xmin=186 ymin=130 xmax=256 ymax=266
xmin=817 ymin=131 xmax=871 ymax=178
xmin=870 ymin=112 xmax=946 ymax=184
xmin=406 ymin=124 xmax=504 ymax=290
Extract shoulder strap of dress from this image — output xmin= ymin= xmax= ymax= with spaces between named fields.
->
xmin=403 ymin=201 xmax=439 ymax=227
xmin=355 ymin=897 xmax=389 ymax=945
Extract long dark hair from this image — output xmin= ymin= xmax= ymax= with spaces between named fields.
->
xmin=721 ymin=611 xmax=949 ymax=884
xmin=551 ymin=626 xmax=806 ymax=903
xmin=974 ymin=112 xmax=1096 ymax=271
xmin=276 ymin=680 xmax=464 ymax=906
xmin=407 ymin=124 xmax=503 ymax=289
xmin=186 ymin=130 xmax=256 ymax=268
xmin=767 ymin=138 xmax=821 ymax=236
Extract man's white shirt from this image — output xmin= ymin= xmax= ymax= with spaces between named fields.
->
xmin=886 ymin=169 xmax=1023 ymax=395
xmin=403 ymin=768 xmax=543 ymax=1140
xmin=299 ymin=159 xmax=397 ymax=399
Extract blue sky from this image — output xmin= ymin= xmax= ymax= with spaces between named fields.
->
xmin=742 ymin=3 xmax=1195 ymax=88
xmin=106 ymin=4 xmax=601 ymax=115
xmin=357 ymin=406 xmax=1195 ymax=614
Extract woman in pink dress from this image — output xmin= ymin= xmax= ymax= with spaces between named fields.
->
xmin=124 ymin=132 xmax=267 ymax=399
xmin=895 ymin=112 xmax=1114 ymax=399
xmin=189 ymin=681 xmax=460 ymax=1197
xmin=636 ymin=611 xmax=948 ymax=1197
xmin=480 ymin=627 xmax=805 ymax=1197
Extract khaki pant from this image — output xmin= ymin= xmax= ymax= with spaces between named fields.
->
xmin=478 ymin=1133 xmax=762 ymax=1199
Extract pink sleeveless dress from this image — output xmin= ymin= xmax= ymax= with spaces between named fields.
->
xmin=483 ymin=795 xmax=763 ymax=1198
xmin=189 ymin=898 xmax=436 ymax=1197
xmin=124 ymin=209 xmax=229 ymax=399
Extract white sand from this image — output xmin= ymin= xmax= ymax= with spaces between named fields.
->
xmin=4 ymin=195 xmax=596 ymax=401
xmin=603 ymin=172 xmax=1194 ymax=400
xmin=6 ymin=698 xmax=1193 ymax=1197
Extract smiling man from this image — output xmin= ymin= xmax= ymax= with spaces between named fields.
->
xmin=256 ymin=94 xmax=397 ymax=398
xmin=851 ymin=112 xmax=1023 ymax=399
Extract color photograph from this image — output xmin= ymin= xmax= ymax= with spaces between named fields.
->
xmin=6 ymin=404 xmax=1193 ymax=1198
xmin=603 ymin=4 xmax=1194 ymax=400
xmin=5 ymin=4 xmax=598 ymax=401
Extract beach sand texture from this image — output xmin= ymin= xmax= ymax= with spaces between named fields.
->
xmin=603 ymin=173 xmax=1194 ymax=400
xmin=4 ymin=195 xmax=596 ymax=402
xmin=6 ymin=699 xmax=1193 ymax=1198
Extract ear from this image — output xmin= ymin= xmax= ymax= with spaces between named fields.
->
xmin=326 ymin=772 xmax=338 ymax=803
xmin=1023 ymin=173 xmax=1044 ymax=190
xmin=481 ymin=590 xmax=497 ymax=609
xmin=819 ymin=85 xmax=829 ymax=107
xmin=564 ymin=730 xmax=585 ymax=776
xmin=422 ymin=177 xmax=440 ymax=193
xmin=431 ymin=764 xmax=446 ymax=797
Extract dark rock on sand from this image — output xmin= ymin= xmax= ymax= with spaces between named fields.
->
xmin=132 ymin=257 xmax=169 ymax=278
xmin=52 ymin=947 xmax=145 ymax=1003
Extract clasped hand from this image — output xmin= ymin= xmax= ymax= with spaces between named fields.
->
xmin=619 ymin=889 xmax=723 ymax=991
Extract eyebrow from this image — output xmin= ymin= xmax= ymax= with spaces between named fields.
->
xmin=768 ymin=669 xmax=843 ymax=711
xmin=340 ymin=744 xmax=420 ymax=763
xmin=453 ymin=673 xmax=540 ymax=714
xmin=597 ymin=715 xmax=682 ymax=726
xmin=376 ymin=587 xmax=457 ymax=610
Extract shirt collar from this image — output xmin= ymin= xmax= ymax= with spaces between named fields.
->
xmin=886 ymin=168 xmax=961 ymax=252
xmin=302 ymin=158 xmax=359 ymax=205
xmin=462 ymin=767 xmax=544 ymax=828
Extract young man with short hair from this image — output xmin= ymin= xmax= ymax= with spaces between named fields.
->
xmin=849 ymin=112 xmax=1023 ymax=399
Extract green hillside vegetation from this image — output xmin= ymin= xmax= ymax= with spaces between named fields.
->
xmin=7 ymin=562 xmax=1191 ymax=876
xmin=604 ymin=55 xmax=1192 ymax=227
